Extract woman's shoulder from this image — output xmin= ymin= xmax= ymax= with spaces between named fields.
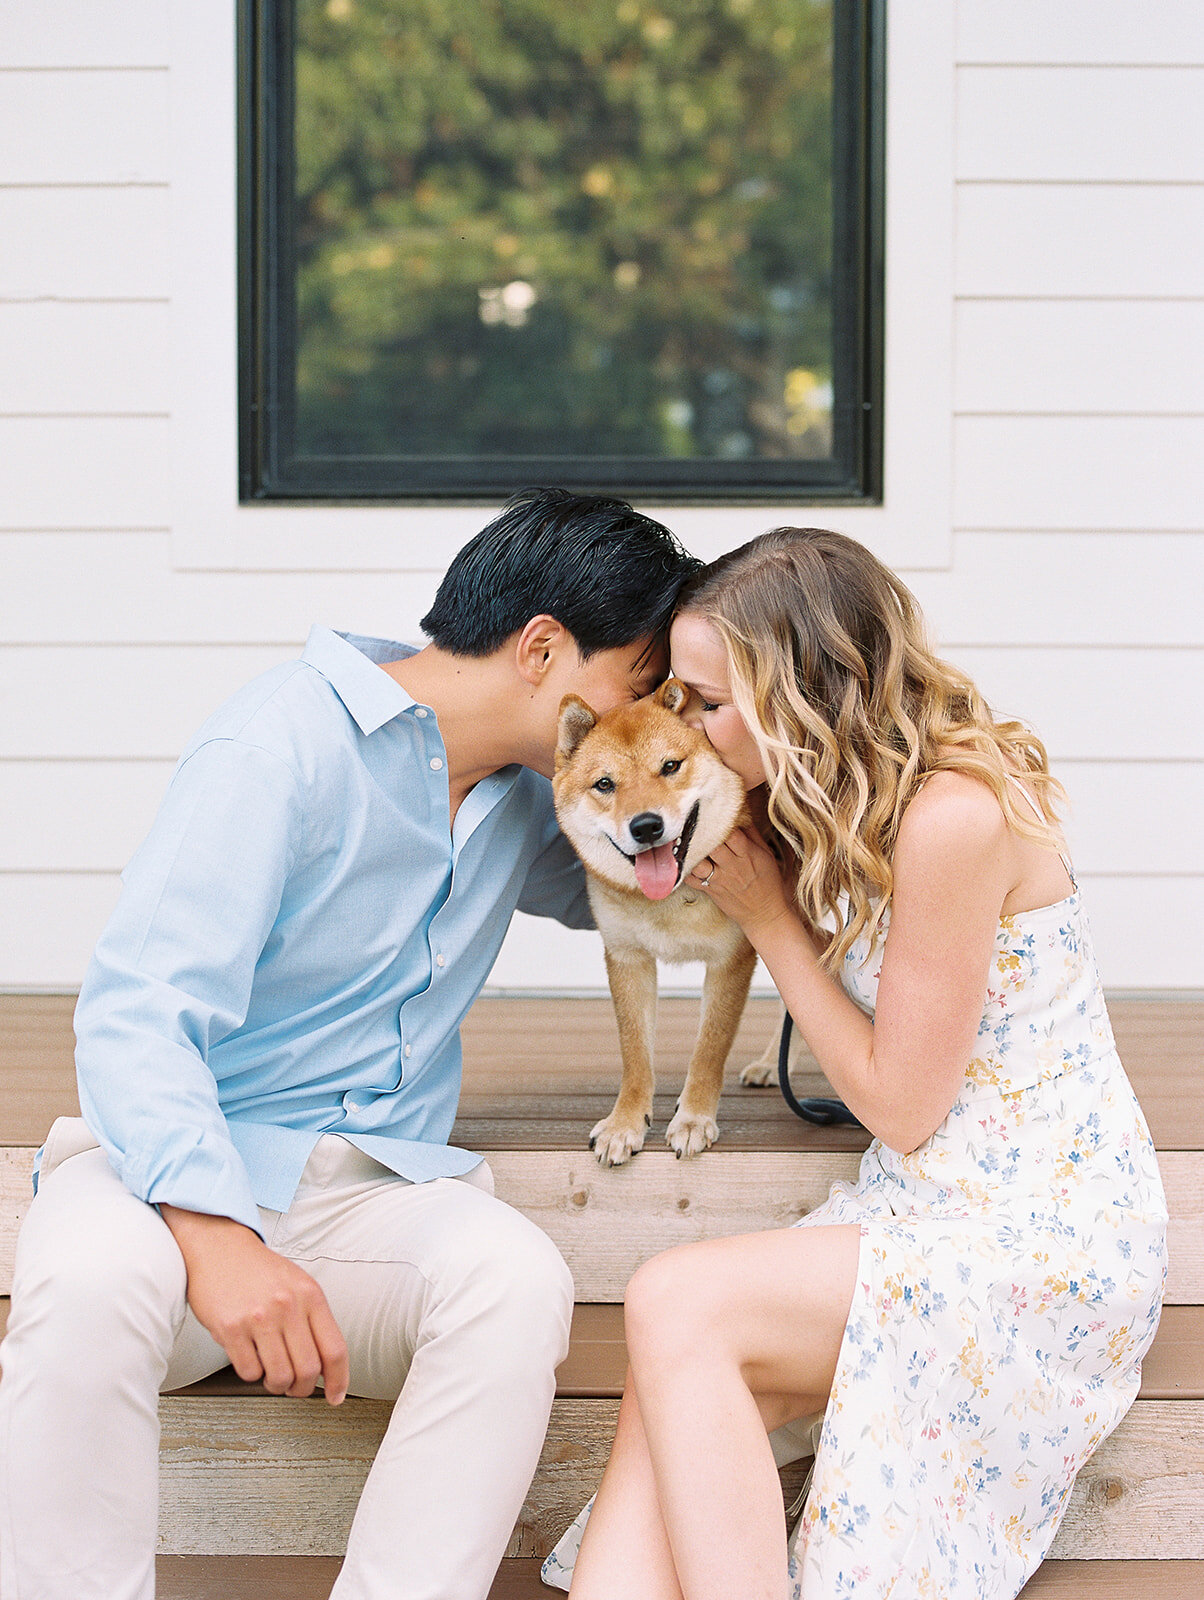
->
xmin=894 ymin=769 xmax=1012 ymax=878
xmin=903 ymin=767 xmax=1010 ymax=833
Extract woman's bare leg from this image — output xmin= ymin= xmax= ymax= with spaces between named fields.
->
xmin=600 ymin=1223 xmax=859 ymax=1600
xmin=569 ymin=1377 xmax=684 ymax=1600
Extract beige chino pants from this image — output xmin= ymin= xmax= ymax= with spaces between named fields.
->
xmin=0 ymin=1122 xmax=573 ymax=1600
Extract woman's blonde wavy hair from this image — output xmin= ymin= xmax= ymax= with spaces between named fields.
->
xmin=677 ymin=527 xmax=1067 ymax=970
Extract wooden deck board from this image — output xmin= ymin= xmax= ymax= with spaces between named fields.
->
xmin=2 ymin=1300 xmax=1200 ymax=1400
xmin=1 ymin=994 xmax=1200 ymax=1149
xmin=150 ymin=1556 xmax=1204 ymax=1599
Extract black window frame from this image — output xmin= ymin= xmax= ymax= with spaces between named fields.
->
xmin=238 ymin=0 xmax=885 ymax=505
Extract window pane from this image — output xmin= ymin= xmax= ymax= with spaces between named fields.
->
xmin=291 ymin=0 xmax=839 ymax=470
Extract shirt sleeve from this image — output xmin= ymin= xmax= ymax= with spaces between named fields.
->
xmin=515 ymin=785 xmax=594 ymax=930
xmin=73 ymin=737 xmax=304 ymax=1236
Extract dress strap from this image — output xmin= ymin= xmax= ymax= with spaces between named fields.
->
xmin=1004 ymin=772 xmax=1077 ymax=890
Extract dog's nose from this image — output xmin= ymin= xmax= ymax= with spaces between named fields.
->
xmin=629 ymin=812 xmax=665 ymax=847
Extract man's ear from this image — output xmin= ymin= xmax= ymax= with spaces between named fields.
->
xmin=654 ymin=677 xmax=690 ymax=716
xmin=515 ymin=614 xmax=569 ymax=687
xmin=556 ymin=695 xmax=598 ymax=767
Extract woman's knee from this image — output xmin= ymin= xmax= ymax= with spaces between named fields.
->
xmin=623 ymin=1246 xmax=715 ymax=1369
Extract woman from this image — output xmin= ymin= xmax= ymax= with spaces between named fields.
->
xmin=542 ymin=528 xmax=1167 ymax=1600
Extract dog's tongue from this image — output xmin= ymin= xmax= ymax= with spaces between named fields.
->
xmin=632 ymin=842 xmax=680 ymax=901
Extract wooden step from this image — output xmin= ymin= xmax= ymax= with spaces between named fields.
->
xmin=146 ymin=1396 xmax=1204 ymax=1560
xmin=3 ymin=995 xmax=1200 ymax=1573
xmin=3 ymin=993 xmax=1201 ymax=1150
xmin=2 ymin=1295 xmax=1198 ymax=1561
xmin=152 ymin=1555 xmax=1204 ymax=1599
xmin=2 ymin=1299 xmax=1200 ymax=1401
xmin=2 ymin=1145 xmax=1201 ymax=1304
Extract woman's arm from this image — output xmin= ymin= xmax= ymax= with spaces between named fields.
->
xmin=695 ymin=775 xmax=1015 ymax=1153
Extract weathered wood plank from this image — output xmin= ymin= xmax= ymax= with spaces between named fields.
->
xmin=3 ymin=1147 xmax=1201 ymax=1303
xmin=149 ymin=1555 xmax=1204 ymax=1600
xmin=149 ymin=1398 xmax=1203 ymax=1558
xmin=149 ymin=1556 xmax=1204 ymax=1600
xmin=2 ymin=995 xmax=1199 ymax=1148
xmin=4 ymin=1299 xmax=1198 ymax=1405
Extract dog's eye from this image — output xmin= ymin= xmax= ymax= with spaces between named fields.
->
xmin=593 ymin=776 xmax=615 ymax=794
xmin=660 ymin=759 xmax=683 ymax=775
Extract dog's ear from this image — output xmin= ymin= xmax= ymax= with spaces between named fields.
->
xmin=556 ymin=695 xmax=598 ymax=765
xmin=654 ymin=677 xmax=690 ymax=716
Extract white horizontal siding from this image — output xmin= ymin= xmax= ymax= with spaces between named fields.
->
xmin=0 ymin=70 xmax=168 ymax=185
xmin=914 ymin=534 xmax=1204 ymax=649
xmin=1054 ymin=763 xmax=1204 ymax=878
xmin=956 ymin=3 xmax=1204 ymax=66
xmin=1072 ymin=878 xmax=1204 ymax=991
xmin=954 ymin=301 xmax=1204 ymax=415
xmin=1 ymin=4 xmax=1202 ymax=989
xmin=0 ymin=875 xmax=120 ymax=989
xmin=956 ymin=186 xmax=1204 ymax=300
xmin=0 ymin=188 xmax=168 ymax=299
xmin=957 ymin=68 xmax=1204 ymax=182
xmin=953 ymin=416 xmax=1204 ymax=530
xmin=8 ymin=413 xmax=1203 ymax=536
xmin=20 ymin=297 xmax=1204 ymax=427
xmin=0 ymin=534 xmax=434 ymax=643
xmin=0 ymin=647 xmax=291 ymax=759
xmin=2 ymin=531 xmax=1202 ymax=649
xmin=5 ymin=758 xmax=1198 ymax=879
xmin=950 ymin=649 xmax=1203 ymax=763
xmin=5 ymin=870 xmax=1196 ymax=995
xmin=0 ymin=761 xmax=174 ymax=872
xmin=1 ymin=1 xmax=169 ymax=68
xmin=3 ymin=645 xmax=1198 ymax=764
xmin=0 ymin=418 xmax=169 ymax=526
xmin=0 ymin=302 xmax=168 ymax=413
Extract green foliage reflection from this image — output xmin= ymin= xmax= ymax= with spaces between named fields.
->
xmin=294 ymin=0 xmax=834 ymax=462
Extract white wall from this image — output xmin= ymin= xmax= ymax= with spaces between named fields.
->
xmin=2 ymin=2 xmax=1201 ymax=992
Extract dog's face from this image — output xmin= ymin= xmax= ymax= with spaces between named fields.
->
xmin=553 ymin=679 xmax=747 ymax=902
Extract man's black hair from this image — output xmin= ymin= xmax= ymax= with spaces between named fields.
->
xmin=420 ymin=487 xmax=701 ymax=660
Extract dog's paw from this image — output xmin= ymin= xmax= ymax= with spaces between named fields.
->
xmin=665 ymin=1108 xmax=719 ymax=1159
xmin=589 ymin=1112 xmax=648 ymax=1167
xmin=739 ymin=1052 xmax=775 ymax=1088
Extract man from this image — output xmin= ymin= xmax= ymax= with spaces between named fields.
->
xmin=0 ymin=489 xmax=699 ymax=1600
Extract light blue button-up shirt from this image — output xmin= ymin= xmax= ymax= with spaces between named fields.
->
xmin=68 ymin=627 xmax=591 ymax=1235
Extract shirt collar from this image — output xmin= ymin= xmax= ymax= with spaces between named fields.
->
xmin=302 ymin=626 xmax=419 ymax=736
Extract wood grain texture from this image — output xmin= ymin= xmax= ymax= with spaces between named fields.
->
xmin=151 ymin=1556 xmax=1204 ymax=1600
xmin=3 ymin=995 xmax=1198 ymax=1149
xmin=3 ymin=1300 xmax=1199 ymax=1405
xmin=148 ymin=1398 xmax=1203 ymax=1558
xmin=2 ymin=1146 xmax=1201 ymax=1303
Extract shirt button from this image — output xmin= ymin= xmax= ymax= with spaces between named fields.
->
xmin=404 ymin=1044 xmax=413 ymax=1058
xmin=414 ymin=707 xmax=428 ymax=718
xmin=429 ymin=757 xmax=444 ymax=771
xmin=435 ymin=953 xmax=446 ymax=968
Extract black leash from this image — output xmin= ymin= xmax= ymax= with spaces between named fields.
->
xmin=777 ymin=1012 xmax=864 ymax=1128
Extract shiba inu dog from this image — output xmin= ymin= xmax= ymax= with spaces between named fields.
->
xmin=553 ymin=677 xmax=766 ymax=1164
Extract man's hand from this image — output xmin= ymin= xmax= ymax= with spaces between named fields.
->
xmin=160 ymin=1206 xmax=349 ymax=1405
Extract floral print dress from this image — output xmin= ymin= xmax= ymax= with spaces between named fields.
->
xmin=544 ymin=814 xmax=1168 ymax=1599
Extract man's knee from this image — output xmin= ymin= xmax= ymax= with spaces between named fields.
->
xmin=8 ymin=1163 xmax=187 ymax=1382
xmin=442 ymin=1202 xmax=574 ymax=1366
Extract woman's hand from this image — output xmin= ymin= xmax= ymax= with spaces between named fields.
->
xmin=688 ymin=826 xmax=795 ymax=941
